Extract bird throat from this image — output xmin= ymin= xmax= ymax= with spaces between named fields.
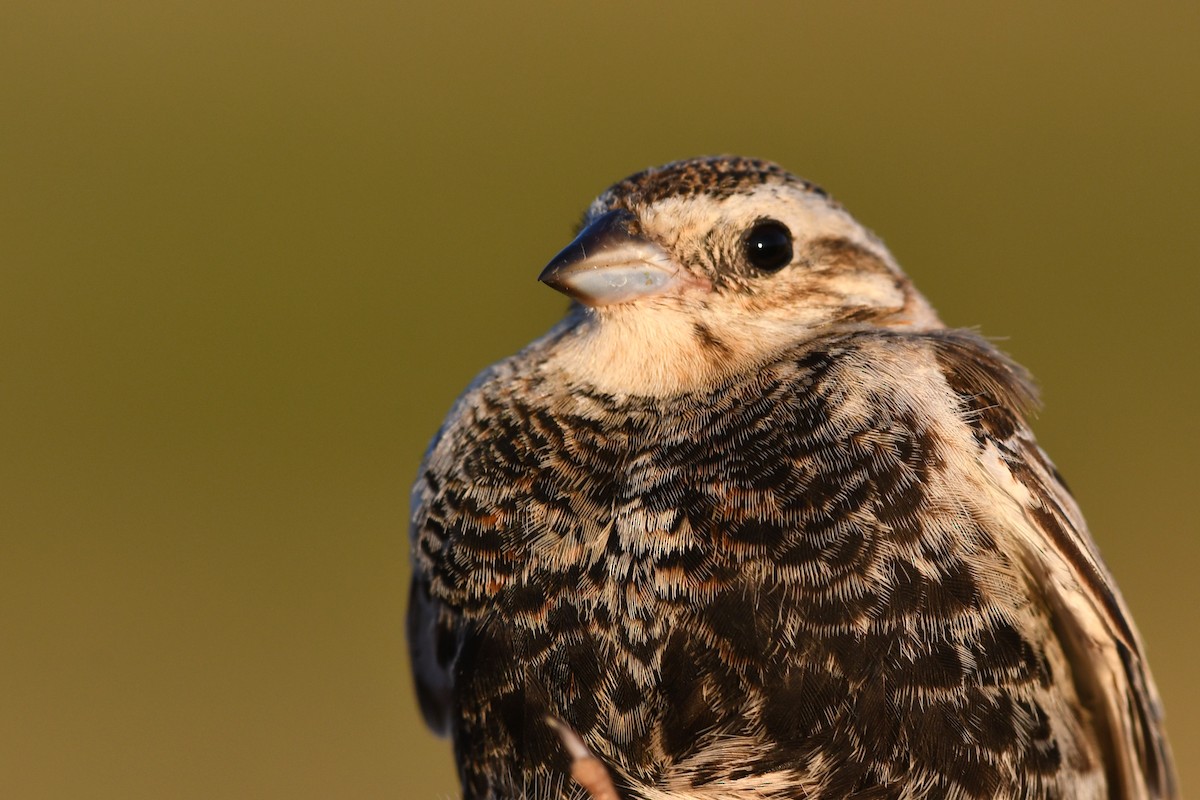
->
xmin=539 ymin=305 xmax=802 ymax=397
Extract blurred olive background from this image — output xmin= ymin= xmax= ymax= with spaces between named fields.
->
xmin=2 ymin=2 xmax=1197 ymax=797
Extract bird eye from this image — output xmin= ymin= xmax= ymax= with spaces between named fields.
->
xmin=742 ymin=220 xmax=793 ymax=272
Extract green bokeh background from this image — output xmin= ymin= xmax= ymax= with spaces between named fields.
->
xmin=2 ymin=2 xmax=1197 ymax=797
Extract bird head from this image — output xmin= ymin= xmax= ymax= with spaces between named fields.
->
xmin=537 ymin=156 xmax=941 ymax=395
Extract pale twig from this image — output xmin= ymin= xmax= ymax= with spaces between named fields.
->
xmin=545 ymin=716 xmax=622 ymax=800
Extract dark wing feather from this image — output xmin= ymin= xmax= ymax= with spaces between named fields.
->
xmin=407 ymin=451 xmax=461 ymax=737
xmin=932 ymin=331 xmax=1178 ymax=799
xmin=407 ymin=570 xmax=457 ymax=735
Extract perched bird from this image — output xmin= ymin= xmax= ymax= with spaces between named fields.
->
xmin=407 ymin=156 xmax=1176 ymax=800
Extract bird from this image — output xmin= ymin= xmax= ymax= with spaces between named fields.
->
xmin=406 ymin=156 xmax=1177 ymax=800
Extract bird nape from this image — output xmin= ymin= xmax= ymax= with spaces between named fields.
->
xmin=406 ymin=156 xmax=1177 ymax=800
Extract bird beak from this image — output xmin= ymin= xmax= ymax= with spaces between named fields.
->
xmin=538 ymin=209 xmax=679 ymax=307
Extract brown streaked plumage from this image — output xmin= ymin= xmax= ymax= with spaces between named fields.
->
xmin=407 ymin=156 xmax=1176 ymax=799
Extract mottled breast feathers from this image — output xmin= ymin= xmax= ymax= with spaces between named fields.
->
xmin=408 ymin=326 xmax=1174 ymax=800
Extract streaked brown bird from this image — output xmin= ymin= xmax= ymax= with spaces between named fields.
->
xmin=407 ymin=156 xmax=1176 ymax=799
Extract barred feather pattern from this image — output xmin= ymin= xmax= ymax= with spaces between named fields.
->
xmin=409 ymin=327 xmax=1174 ymax=799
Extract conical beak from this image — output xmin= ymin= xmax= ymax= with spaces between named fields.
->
xmin=538 ymin=209 xmax=678 ymax=307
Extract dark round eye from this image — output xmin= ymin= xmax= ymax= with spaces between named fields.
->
xmin=742 ymin=220 xmax=793 ymax=272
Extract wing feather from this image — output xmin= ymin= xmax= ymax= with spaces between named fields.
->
xmin=407 ymin=445 xmax=462 ymax=737
xmin=407 ymin=570 xmax=457 ymax=735
xmin=932 ymin=331 xmax=1177 ymax=799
